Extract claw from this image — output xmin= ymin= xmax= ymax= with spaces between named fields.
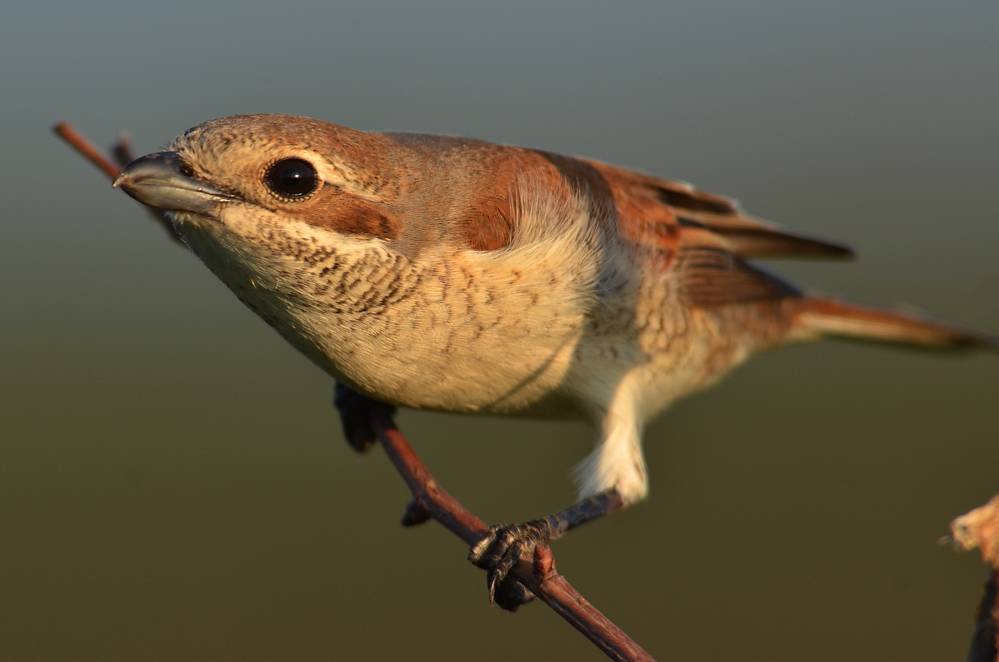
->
xmin=468 ymin=521 xmax=551 ymax=610
xmin=470 ymin=493 xmax=623 ymax=610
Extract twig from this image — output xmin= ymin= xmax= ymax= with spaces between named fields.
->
xmin=53 ymin=121 xmax=122 ymax=180
xmin=53 ymin=121 xmax=184 ymax=245
xmin=367 ymin=404 xmax=656 ymax=662
xmin=56 ymin=121 xmax=656 ymax=662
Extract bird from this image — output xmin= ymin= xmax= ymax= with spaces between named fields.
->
xmin=114 ymin=113 xmax=995 ymax=609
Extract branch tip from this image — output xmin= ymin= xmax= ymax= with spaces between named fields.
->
xmin=52 ymin=120 xmax=121 ymax=181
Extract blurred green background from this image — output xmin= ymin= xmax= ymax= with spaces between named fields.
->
xmin=2 ymin=1 xmax=997 ymax=660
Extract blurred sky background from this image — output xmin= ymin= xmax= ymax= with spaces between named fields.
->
xmin=2 ymin=1 xmax=998 ymax=660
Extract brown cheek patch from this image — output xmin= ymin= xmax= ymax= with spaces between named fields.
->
xmin=292 ymin=189 xmax=402 ymax=240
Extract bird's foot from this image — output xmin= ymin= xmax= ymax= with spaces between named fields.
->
xmin=466 ymin=491 xmax=625 ymax=610
xmin=333 ymin=381 xmax=393 ymax=453
xmin=468 ymin=519 xmax=557 ymax=610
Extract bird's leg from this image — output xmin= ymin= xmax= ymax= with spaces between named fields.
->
xmin=333 ymin=380 xmax=392 ymax=453
xmin=468 ymin=489 xmax=626 ymax=610
xmin=332 ymin=381 xmax=626 ymax=610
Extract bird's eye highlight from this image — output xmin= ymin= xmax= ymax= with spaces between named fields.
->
xmin=264 ymin=158 xmax=318 ymax=200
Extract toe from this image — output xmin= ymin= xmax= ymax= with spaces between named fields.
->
xmin=468 ymin=521 xmax=551 ymax=610
xmin=468 ymin=528 xmax=499 ymax=567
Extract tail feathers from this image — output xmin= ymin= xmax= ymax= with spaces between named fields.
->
xmin=794 ymin=297 xmax=998 ymax=350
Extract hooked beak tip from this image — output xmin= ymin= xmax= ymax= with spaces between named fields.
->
xmin=112 ymin=151 xmax=232 ymax=216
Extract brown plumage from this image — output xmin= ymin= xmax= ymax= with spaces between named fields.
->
xmin=114 ymin=114 xmax=995 ymax=608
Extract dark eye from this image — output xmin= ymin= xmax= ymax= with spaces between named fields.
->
xmin=265 ymin=158 xmax=318 ymax=199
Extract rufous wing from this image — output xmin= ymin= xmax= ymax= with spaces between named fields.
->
xmin=585 ymin=159 xmax=854 ymax=261
xmin=587 ymin=158 xmax=996 ymax=349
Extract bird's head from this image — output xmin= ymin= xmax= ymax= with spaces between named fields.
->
xmin=114 ymin=114 xmax=407 ymax=251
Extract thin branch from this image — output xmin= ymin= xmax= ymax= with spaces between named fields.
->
xmin=368 ymin=404 xmax=656 ymax=662
xmin=53 ymin=121 xmax=122 ymax=180
xmin=53 ymin=121 xmax=184 ymax=245
xmin=56 ymin=121 xmax=656 ymax=661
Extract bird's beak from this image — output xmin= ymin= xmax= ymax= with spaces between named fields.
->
xmin=114 ymin=151 xmax=235 ymax=216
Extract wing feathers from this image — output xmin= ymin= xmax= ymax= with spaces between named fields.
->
xmin=676 ymin=212 xmax=854 ymax=259
xmin=678 ymin=247 xmax=801 ymax=307
xmin=582 ymin=159 xmax=853 ymax=260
